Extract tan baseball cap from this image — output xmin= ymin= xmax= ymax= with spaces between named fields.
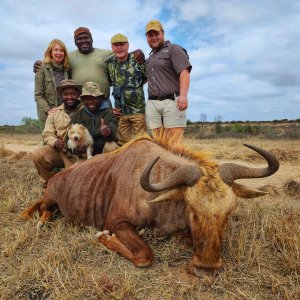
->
xmin=110 ymin=33 xmax=128 ymax=44
xmin=146 ymin=20 xmax=164 ymax=33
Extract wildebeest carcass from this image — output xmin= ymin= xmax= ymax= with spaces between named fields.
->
xmin=22 ymin=134 xmax=279 ymax=277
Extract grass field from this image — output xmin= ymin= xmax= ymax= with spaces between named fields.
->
xmin=0 ymin=133 xmax=299 ymax=299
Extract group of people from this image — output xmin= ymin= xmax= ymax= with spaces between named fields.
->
xmin=33 ymin=20 xmax=192 ymax=187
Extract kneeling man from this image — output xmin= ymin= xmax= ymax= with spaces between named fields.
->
xmin=71 ymin=81 xmax=118 ymax=155
xmin=32 ymin=79 xmax=83 ymax=186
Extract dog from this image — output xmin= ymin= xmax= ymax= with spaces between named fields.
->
xmin=67 ymin=124 xmax=94 ymax=159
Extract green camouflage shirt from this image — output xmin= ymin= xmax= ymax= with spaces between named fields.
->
xmin=108 ymin=53 xmax=146 ymax=115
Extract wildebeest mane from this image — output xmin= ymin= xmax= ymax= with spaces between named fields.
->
xmin=111 ymin=132 xmax=217 ymax=171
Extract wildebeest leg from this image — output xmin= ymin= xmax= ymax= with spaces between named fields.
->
xmin=95 ymin=231 xmax=135 ymax=262
xmin=36 ymin=199 xmax=57 ymax=230
xmin=95 ymin=223 xmax=153 ymax=267
xmin=37 ymin=210 xmax=53 ymax=230
xmin=21 ymin=197 xmax=57 ymax=230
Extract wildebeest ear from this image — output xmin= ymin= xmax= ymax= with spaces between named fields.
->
xmin=232 ymin=182 xmax=268 ymax=199
xmin=148 ymin=188 xmax=184 ymax=203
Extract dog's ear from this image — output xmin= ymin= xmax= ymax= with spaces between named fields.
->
xmin=79 ymin=124 xmax=86 ymax=133
xmin=67 ymin=124 xmax=73 ymax=133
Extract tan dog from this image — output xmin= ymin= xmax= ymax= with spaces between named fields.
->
xmin=67 ymin=124 xmax=93 ymax=159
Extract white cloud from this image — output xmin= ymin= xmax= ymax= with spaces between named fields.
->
xmin=0 ymin=0 xmax=299 ymax=125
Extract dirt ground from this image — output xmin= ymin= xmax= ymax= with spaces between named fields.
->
xmin=0 ymin=133 xmax=40 ymax=153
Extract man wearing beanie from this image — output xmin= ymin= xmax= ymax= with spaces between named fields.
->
xmin=69 ymin=27 xmax=112 ymax=106
xmin=145 ymin=20 xmax=192 ymax=145
xmin=108 ymin=33 xmax=147 ymax=146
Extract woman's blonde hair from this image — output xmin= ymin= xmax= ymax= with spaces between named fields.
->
xmin=43 ymin=39 xmax=69 ymax=69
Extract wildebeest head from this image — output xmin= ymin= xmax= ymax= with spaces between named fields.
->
xmin=140 ymin=144 xmax=279 ymax=277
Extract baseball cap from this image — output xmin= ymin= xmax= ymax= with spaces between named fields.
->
xmin=146 ymin=20 xmax=164 ymax=33
xmin=110 ymin=33 xmax=128 ymax=44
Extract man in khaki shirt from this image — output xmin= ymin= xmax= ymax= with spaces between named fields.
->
xmin=32 ymin=80 xmax=83 ymax=186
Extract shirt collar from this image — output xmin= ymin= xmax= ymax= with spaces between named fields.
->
xmin=83 ymin=100 xmax=109 ymax=116
xmin=150 ymin=40 xmax=170 ymax=55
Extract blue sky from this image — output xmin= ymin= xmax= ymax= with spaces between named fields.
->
xmin=0 ymin=0 xmax=299 ymax=125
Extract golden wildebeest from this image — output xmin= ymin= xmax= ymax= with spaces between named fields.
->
xmin=22 ymin=134 xmax=279 ymax=277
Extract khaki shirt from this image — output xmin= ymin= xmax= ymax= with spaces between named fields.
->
xmin=42 ymin=103 xmax=82 ymax=149
xmin=146 ymin=41 xmax=192 ymax=97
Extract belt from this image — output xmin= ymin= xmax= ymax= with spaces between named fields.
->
xmin=148 ymin=93 xmax=179 ymax=101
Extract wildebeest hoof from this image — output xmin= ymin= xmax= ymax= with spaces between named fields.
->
xmin=193 ymin=266 xmax=217 ymax=278
xmin=188 ymin=260 xmax=219 ymax=278
xmin=94 ymin=230 xmax=111 ymax=240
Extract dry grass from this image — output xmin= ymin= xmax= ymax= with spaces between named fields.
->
xmin=283 ymin=180 xmax=300 ymax=199
xmin=0 ymin=137 xmax=299 ymax=299
xmin=185 ymin=138 xmax=300 ymax=163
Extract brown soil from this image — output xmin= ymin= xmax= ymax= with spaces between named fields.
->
xmin=0 ymin=133 xmax=40 ymax=153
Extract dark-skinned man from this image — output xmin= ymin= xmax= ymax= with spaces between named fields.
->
xmin=71 ymin=81 xmax=118 ymax=155
xmin=34 ymin=27 xmax=145 ymax=109
xmin=32 ymin=80 xmax=83 ymax=187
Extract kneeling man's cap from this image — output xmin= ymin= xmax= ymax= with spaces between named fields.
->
xmin=80 ymin=82 xmax=105 ymax=98
xmin=56 ymin=79 xmax=82 ymax=96
xmin=110 ymin=33 xmax=128 ymax=44
xmin=146 ymin=20 xmax=163 ymax=33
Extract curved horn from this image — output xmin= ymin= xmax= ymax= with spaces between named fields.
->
xmin=219 ymin=144 xmax=280 ymax=185
xmin=140 ymin=156 xmax=203 ymax=193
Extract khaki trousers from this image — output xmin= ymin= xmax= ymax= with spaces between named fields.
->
xmin=117 ymin=114 xmax=147 ymax=146
xmin=32 ymin=146 xmax=76 ymax=185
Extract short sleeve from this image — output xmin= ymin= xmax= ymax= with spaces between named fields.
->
xmin=170 ymin=45 xmax=192 ymax=75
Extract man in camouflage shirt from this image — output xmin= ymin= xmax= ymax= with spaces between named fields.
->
xmin=108 ymin=33 xmax=147 ymax=145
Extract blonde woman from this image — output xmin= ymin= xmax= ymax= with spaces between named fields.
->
xmin=35 ymin=39 xmax=69 ymax=131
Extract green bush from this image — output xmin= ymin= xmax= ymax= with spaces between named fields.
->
xmin=20 ymin=117 xmax=41 ymax=134
xmin=214 ymin=122 xmax=222 ymax=134
xmin=214 ymin=123 xmax=261 ymax=136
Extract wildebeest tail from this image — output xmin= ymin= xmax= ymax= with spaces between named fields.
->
xmin=21 ymin=199 xmax=43 ymax=219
